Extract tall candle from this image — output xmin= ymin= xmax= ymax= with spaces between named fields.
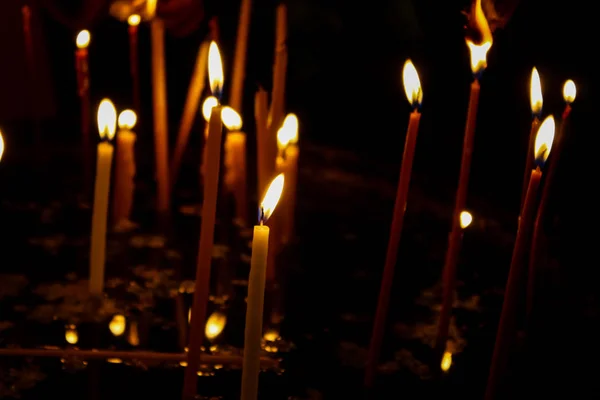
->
xmin=127 ymin=15 xmax=141 ymax=115
xmin=364 ymin=60 xmax=423 ymax=388
xmin=520 ymin=67 xmax=543 ymax=211
xmin=200 ymin=96 xmax=219 ymax=180
xmin=485 ymin=116 xmax=555 ymax=400
xmin=276 ymin=114 xmax=299 ymax=244
xmin=75 ymin=30 xmax=92 ymax=187
xmin=435 ymin=0 xmax=492 ymax=354
xmin=241 ymin=174 xmax=284 ymax=400
xmin=222 ymin=106 xmax=247 ymax=224
xmin=255 ymin=88 xmax=270 ymax=196
xmin=229 ymin=0 xmax=252 ymax=112
xmin=183 ymin=41 xmax=224 ymax=400
xmin=113 ymin=110 xmax=137 ymax=227
xmin=269 ymin=4 xmax=288 ymax=136
xmin=89 ymin=99 xmax=117 ymax=295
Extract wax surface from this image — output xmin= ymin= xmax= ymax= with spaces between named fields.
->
xmin=113 ymin=130 xmax=136 ymax=225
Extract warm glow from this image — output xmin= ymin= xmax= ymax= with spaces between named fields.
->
xmin=534 ymin=115 xmax=555 ymax=165
xmin=76 ymin=30 xmax=90 ymax=49
xmin=277 ymin=113 xmax=299 ymax=150
xmin=263 ymin=329 xmax=280 ymax=342
xmin=208 ymin=41 xmax=224 ymax=97
xmin=128 ymin=321 xmax=140 ymax=346
xmin=188 ymin=308 xmax=191 ymax=323
xmin=260 ymin=174 xmax=285 ymax=223
xmin=0 ymin=131 xmax=4 ymax=162
xmin=530 ymin=68 xmax=543 ymax=116
xmin=205 ymin=311 xmax=227 ymax=341
xmin=563 ymin=80 xmax=576 ymax=104
xmin=128 ymin=14 xmax=141 ymax=26
xmin=65 ymin=325 xmax=78 ymax=344
xmin=402 ymin=60 xmax=422 ymax=107
xmin=118 ymin=109 xmax=137 ymax=130
xmin=465 ymin=0 xmax=493 ymax=75
xmin=221 ymin=106 xmax=243 ymax=130
xmin=97 ymin=99 xmax=117 ymax=140
xmin=146 ymin=0 xmax=157 ymax=18
xmin=460 ymin=211 xmax=473 ymax=229
xmin=202 ymin=96 xmax=219 ymax=122
xmin=441 ymin=351 xmax=452 ymax=372
xmin=109 ymin=315 xmax=126 ymax=336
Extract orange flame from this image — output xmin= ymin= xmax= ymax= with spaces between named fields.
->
xmin=466 ymin=0 xmax=493 ymax=76
xmin=530 ymin=68 xmax=543 ymax=116
xmin=260 ymin=174 xmax=285 ymax=223
xmin=534 ymin=115 xmax=555 ymax=165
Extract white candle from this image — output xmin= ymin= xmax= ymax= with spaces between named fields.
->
xmin=113 ymin=110 xmax=137 ymax=226
xmin=222 ymin=106 xmax=247 ymax=223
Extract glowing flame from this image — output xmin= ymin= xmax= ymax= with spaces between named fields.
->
xmin=128 ymin=321 xmax=140 ymax=346
xmin=277 ymin=113 xmax=299 ymax=150
xmin=0 ymin=130 xmax=4 ymax=162
xmin=97 ymin=99 xmax=117 ymax=140
xmin=146 ymin=0 xmax=157 ymax=18
xmin=208 ymin=41 xmax=224 ymax=97
xmin=260 ymin=174 xmax=285 ymax=223
xmin=205 ymin=311 xmax=227 ymax=341
xmin=118 ymin=109 xmax=137 ymax=130
xmin=107 ymin=358 xmax=123 ymax=364
xmin=460 ymin=211 xmax=473 ymax=229
xmin=441 ymin=351 xmax=452 ymax=372
xmin=263 ymin=329 xmax=280 ymax=342
xmin=402 ymin=60 xmax=422 ymax=107
xmin=530 ymin=68 xmax=543 ymax=116
xmin=109 ymin=315 xmax=126 ymax=336
xmin=563 ymin=80 xmax=576 ymax=104
xmin=65 ymin=325 xmax=78 ymax=344
xmin=465 ymin=0 xmax=493 ymax=76
xmin=128 ymin=14 xmax=141 ymax=26
xmin=202 ymin=96 xmax=219 ymax=122
xmin=221 ymin=106 xmax=243 ymax=130
xmin=533 ymin=115 xmax=555 ymax=165
xmin=76 ymin=30 xmax=90 ymax=49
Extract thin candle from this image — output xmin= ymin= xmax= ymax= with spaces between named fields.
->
xmin=127 ymin=15 xmax=141 ymax=114
xmin=269 ymin=4 xmax=288 ymax=135
xmin=200 ymin=96 xmax=219 ymax=180
xmin=485 ymin=116 xmax=555 ymax=400
xmin=255 ymin=88 xmax=270 ymax=197
xmin=241 ymin=174 xmax=285 ymax=400
xmin=229 ymin=0 xmax=252 ymax=112
xmin=222 ymin=106 xmax=248 ymax=224
xmin=75 ymin=30 xmax=92 ymax=187
xmin=364 ymin=59 xmax=423 ymax=388
xmin=520 ymin=67 xmax=543 ymax=211
xmin=277 ymin=114 xmax=299 ymax=244
xmin=113 ymin=110 xmax=137 ymax=227
xmin=435 ymin=0 xmax=492 ymax=355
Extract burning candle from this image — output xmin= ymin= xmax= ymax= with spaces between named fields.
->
xmin=435 ymin=0 xmax=492 ymax=354
xmin=276 ymin=114 xmax=299 ymax=245
xmin=229 ymin=0 xmax=252 ymax=112
xmin=200 ymin=96 xmax=219 ymax=180
xmin=364 ymin=59 xmax=423 ymax=388
xmin=113 ymin=110 xmax=137 ymax=226
xmin=89 ymin=99 xmax=117 ymax=295
xmin=520 ymin=67 xmax=543 ymax=211
xmin=485 ymin=116 xmax=555 ymax=400
xmin=222 ymin=106 xmax=248 ymax=224
xmin=127 ymin=15 xmax=141 ymax=114
xmin=75 ymin=30 xmax=92 ymax=186
xmin=183 ymin=41 xmax=224 ymax=400
xmin=241 ymin=174 xmax=284 ymax=400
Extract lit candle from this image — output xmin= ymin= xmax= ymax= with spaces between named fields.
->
xmin=127 ymin=15 xmax=141 ymax=114
xmin=485 ymin=116 xmax=555 ymax=400
xmin=90 ymin=99 xmax=117 ymax=295
xmin=75 ymin=30 xmax=92 ymax=186
xmin=254 ymin=88 xmax=271 ymax=197
xmin=183 ymin=41 xmax=224 ymax=400
xmin=276 ymin=114 xmax=299 ymax=244
xmin=222 ymin=106 xmax=248 ymax=224
xmin=520 ymin=67 xmax=543 ymax=211
xmin=200 ymin=96 xmax=219 ymax=180
xmin=241 ymin=174 xmax=284 ymax=400
xmin=229 ymin=0 xmax=252 ymax=112
xmin=113 ymin=110 xmax=137 ymax=227
xmin=435 ymin=0 xmax=492 ymax=353
xmin=364 ymin=59 xmax=423 ymax=387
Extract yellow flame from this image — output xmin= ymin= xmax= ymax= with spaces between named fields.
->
xmin=146 ymin=0 xmax=157 ymax=18
xmin=76 ymin=30 xmax=90 ymax=49
xmin=208 ymin=41 xmax=224 ymax=96
xmin=530 ymin=68 xmax=543 ymax=115
xmin=118 ymin=109 xmax=137 ymax=130
xmin=202 ymin=96 xmax=219 ymax=122
xmin=65 ymin=325 xmax=78 ymax=344
xmin=466 ymin=0 xmax=493 ymax=75
xmin=205 ymin=311 xmax=227 ymax=341
xmin=128 ymin=321 xmax=140 ymax=346
xmin=97 ymin=99 xmax=117 ymax=140
xmin=563 ymin=80 xmax=576 ymax=104
xmin=128 ymin=14 xmax=141 ymax=26
xmin=402 ymin=60 xmax=422 ymax=107
xmin=0 ymin=130 xmax=4 ymax=162
xmin=107 ymin=358 xmax=123 ymax=364
xmin=260 ymin=174 xmax=285 ymax=222
xmin=109 ymin=315 xmax=126 ymax=336
xmin=441 ymin=351 xmax=452 ymax=372
xmin=263 ymin=329 xmax=280 ymax=342
xmin=460 ymin=211 xmax=473 ymax=229
xmin=221 ymin=106 xmax=243 ymax=130
xmin=277 ymin=114 xmax=299 ymax=150
xmin=534 ymin=115 xmax=555 ymax=164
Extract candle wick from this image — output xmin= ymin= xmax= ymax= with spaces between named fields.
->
xmin=259 ymin=206 xmax=265 ymax=226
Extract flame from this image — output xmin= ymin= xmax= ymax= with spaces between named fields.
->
xmin=534 ymin=115 xmax=555 ymax=165
xmin=97 ymin=99 xmax=117 ymax=140
xmin=260 ymin=174 xmax=285 ymax=223
xmin=205 ymin=311 xmax=227 ymax=341
xmin=109 ymin=315 xmax=126 ymax=336
xmin=208 ymin=41 xmax=224 ymax=97
xmin=263 ymin=329 xmax=280 ymax=342
xmin=65 ymin=325 xmax=78 ymax=344
xmin=460 ymin=211 xmax=473 ymax=229
xmin=465 ymin=0 xmax=493 ymax=75
xmin=563 ymin=80 xmax=576 ymax=104
xmin=146 ymin=0 xmax=157 ymax=18
xmin=277 ymin=113 xmax=299 ymax=150
xmin=0 ymin=130 xmax=4 ymax=162
xmin=441 ymin=351 xmax=452 ymax=372
xmin=128 ymin=321 xmax=140 ymax=346
xmin=530 ymin=68 xmax=543 ymax=116
xmin=128 ymin=14 xmax=141 ymax=26
xmin=202 ymin=96 xmax=219 ymax=122
xmin=76 ymin=30 xmax=90 ymax=49
xmin=221 ymin=106 xmax=243 ymax=130
xmin=107 ymin=358 xmax=123 ymax=364
xmin=118 ymin=109 xmax=137 ymax=130
xmin=402 ymin=60 xmax=423 ymax=107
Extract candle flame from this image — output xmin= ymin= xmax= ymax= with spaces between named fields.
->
xmin=208 ymin=41 xmax=224 ymax=98
xmin=263 ymin=329 xmax=280 ymax=342
xmin=221 ymin=106 xmax=243 ymax=130
xmin=146 ymin=0 xmax=157 ymax=18
xmin=118 ymin=109 xmax=137 ymax=130
xmin=76 ymin=30 xmax=90 ymax=49
xmin=277 ymin=113 xmax=299 ymax=150
xmin=128 ymin=321 xmax=140 ymax=346
xmin=128 ymin=14 xmax=141 ymax=26
xmin=65 ymin=325 xmax=78 ymax=344
xmin=205 ymin=311 xmax=227 ymax=341
xmin=97 ymin=99 xmax=117 ymax=140
xmin=260 ymin=173 xmax=285 ymax=223
xmin=441 ymin=351 xmax=452 ymax=372
xmin=0 ymin=130 xmax=4 ymax=162
xmin=202 ymin=96 xmax=219 ymax=122
xmin=534 ymin=115 xmax=555 ymax=166
xmin=460 ymin=211 xmax=473 ymax=229
xmin=465 ymin=0 xmax=493 ymax=76
xmin=109 ymin=315 xmax=126 ymax=336
xmin=402 ymin=60 xmax=422 ymax=108
xmin=563 ymin=80 xmax=576 ymax=104
xmin=530 ymin=67 xmax=543 ymax=116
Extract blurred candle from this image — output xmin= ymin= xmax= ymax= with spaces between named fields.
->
xmin=229 ymin=0 xmax=252 ymax=112
xmin=269 ymin=4 xmax=288 ymax=137
xmin=520 ymin=67 xmax=543 ymax=211
xmin=127 ymin=15 xmax=141 ymax=114
xmin=75 ymin=30 xmax=92 ymax=186
xmin=113 ymin=110 xmax=137 ymax=226
xmin=200 ymin=96 xmax=219 ymax=180
xmin=241 ymin=174 xmax=284 ymax=400
xmin=90 ymin=99 xmax=117 ymax=295
xmin=276 ymin=114 xmax=299 ymax=244
xmin=255 ymin=88 xmax=271 ymax=197
xmin=222 ymin=106 xmax=248 ymax=224
xmin=485 ymin=116 xmax=555 ymax=400
xmin=365 ymin=60 xmax=423 ymax=388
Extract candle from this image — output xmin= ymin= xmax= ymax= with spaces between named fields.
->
xmin=364 ymin=60 xmax=423 ymax=388
xmin=75 ymin=30 xmax=92 ymax=187
xmin=485 ymin=116 xmax=555 ymax=400
xmin=222 ymin=106 xmax=248 ymax=223
xmin=171 ymin=41 xmax=210 ymax=188
xmin=255 ymin=88 xmax=271 ymax=197
xmin=269 ymin=4 xmax=288 ymax=136
xmin=89 ymin=99 xmax=117 ymax=295
xmin=435 ymin=0 xmax=492 ymax=355
xmin=229 ymin=0 xmax=252 ymax=112
xmin=276 ymin=114 xmax=299 ymax=244
xmin=113 ymin=110 xmax=137 ymax=227
xmin=183 ymin=41 xmax=224 ymax=400
xmin=200 ymin=96 xmax=219 ymax=180
xmin=127 ymin=15 xmax=141 ymax=115
xmin=241 ymin=174 xmax=284 ymax=400
xmin=520 ymin=67 xmax=543 ymax=211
